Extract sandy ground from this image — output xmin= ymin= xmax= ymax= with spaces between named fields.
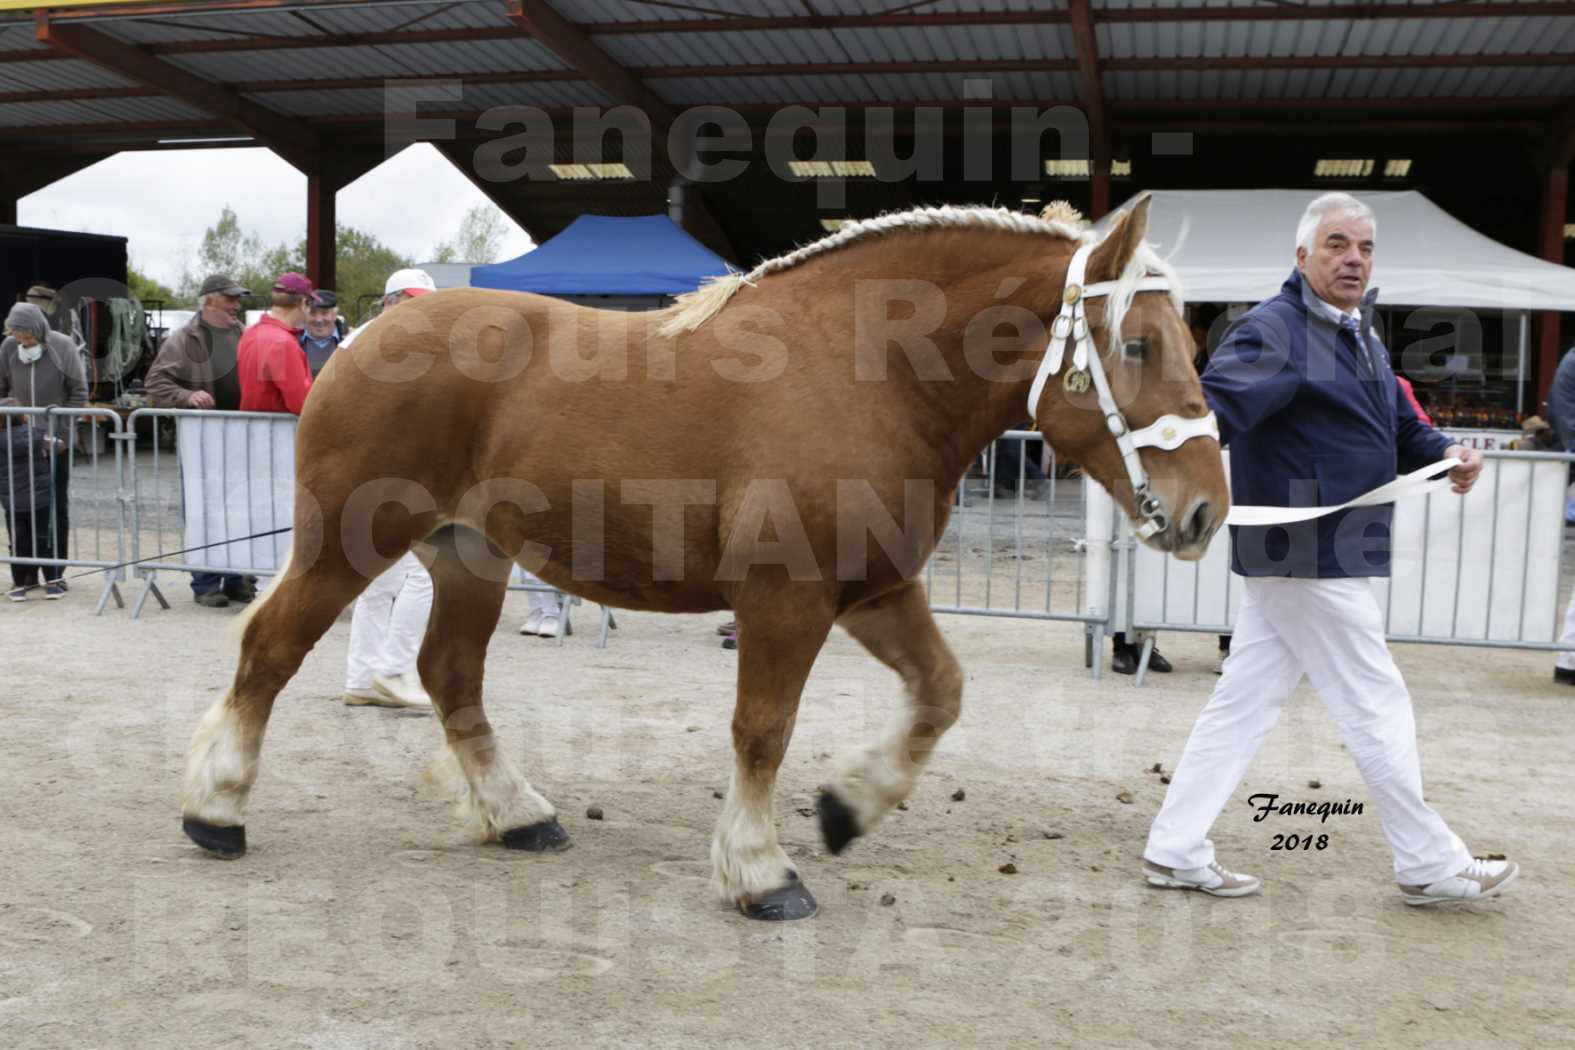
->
xmin=2 ymin=575 xmax=1573 ymax=1050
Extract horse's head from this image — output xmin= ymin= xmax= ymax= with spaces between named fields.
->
xmin=1031 ymin=195 xmax=1228 ymax=559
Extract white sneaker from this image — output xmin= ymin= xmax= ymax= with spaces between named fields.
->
xmin=518 ymin=609 xmax=544 ymax=636
xmin=1143 ymin=858 xmax=1261 ymax=897
xmin=537 ymin=614 xmax=571 ymax=638
xmin=1400 ymin=857 xmax=1519 ymax=906
xmin=369 ymin=672 xmax=433 ymax=711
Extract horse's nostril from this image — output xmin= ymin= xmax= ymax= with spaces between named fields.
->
xmin=1184 ymin=500 xmax=1213 ymax=543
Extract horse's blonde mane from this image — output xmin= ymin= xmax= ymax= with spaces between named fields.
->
xmin=659 ymin=201 xmax=1180 ymax=342
xmin=659 ymin=204 xmax=1095 ymax=337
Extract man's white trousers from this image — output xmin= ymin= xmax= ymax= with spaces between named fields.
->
xmin=345 ymin=551 xmax=434 ymax=691
xmin=1556 ymin=585 xmax=1575 ymax=671
xmin=1143 ymin=576 xmax=1472 ymax=887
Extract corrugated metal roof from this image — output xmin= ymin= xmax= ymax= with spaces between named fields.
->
xmin=0 ymin=94 xmax=208 ymax=128
xmin=0 ymin=59 xmax=134 ymax=92
xmin=247 ymin=78 xmax=613 ymax=117
xmin=458 ymin=80 xmax=617 ymax=109
xmin=598 ymin=24 xmax=1075 ymax=67
xmin=165 ymin=38 xmax=570 ymax=83
xmin=550 ymin=0 xmax=803 ymax=25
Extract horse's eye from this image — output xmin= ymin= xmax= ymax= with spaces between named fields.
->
xmin=1122 ymin=338 xmax=1148 ymax=361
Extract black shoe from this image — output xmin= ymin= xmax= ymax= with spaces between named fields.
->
xmin=223 ymin=586 xmax=256 ymax=604
xmin=194 ymin=591 xmax=230 ymax=608
xmin=1555 ymin=667 xmax=1575 ymax=685
xmin=1111 ymin=646 xmax=1137 ymax=675
xmin=1148 ymin=649 xmax=1173 ymax=673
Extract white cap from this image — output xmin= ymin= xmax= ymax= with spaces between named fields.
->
xmin=384 ymin=268 xmax=437 ymax=297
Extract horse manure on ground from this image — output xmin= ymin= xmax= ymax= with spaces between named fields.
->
xmin=951 ymin=788 xmax=966 ymax=801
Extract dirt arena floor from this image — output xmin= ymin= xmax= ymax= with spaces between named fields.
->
xmin=3 ymin=581 xmax=1572 ymax=1050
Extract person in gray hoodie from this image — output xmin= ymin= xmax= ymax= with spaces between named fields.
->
xmin=0 ymin=302 xmax=88 ymax=586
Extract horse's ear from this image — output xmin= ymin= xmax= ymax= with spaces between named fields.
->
xmin=1085 ymin=193 xmax=1151 ymax=283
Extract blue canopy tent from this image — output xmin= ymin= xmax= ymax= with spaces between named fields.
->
xmin=469 ymin=214 xmax=732 ymax=309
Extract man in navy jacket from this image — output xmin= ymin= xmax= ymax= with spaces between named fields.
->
xmin=1140 ymin=192 xmax=1517 ymax=906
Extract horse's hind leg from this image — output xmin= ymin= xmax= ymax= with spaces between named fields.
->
xmin=182 ymin=537 xmax=395 ymax=857
xmin=817 ymin=580 xmax=964 ymax=855
xmin=417 ymin=526 xmax=566 ymax=851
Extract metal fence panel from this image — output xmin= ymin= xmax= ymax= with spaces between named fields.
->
xmin=1116 ymin=450 xmax=1575 ymax=656
xmin=0 ymin=405 xmax=127 ymax=613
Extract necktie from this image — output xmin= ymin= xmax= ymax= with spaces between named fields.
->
xmin=1339 ymin=315 xmax=1376 ymax=377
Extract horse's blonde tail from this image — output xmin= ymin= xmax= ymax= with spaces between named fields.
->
xmin=229 ymin=543 xmax=294 ymax=646
xmin=658 ymin=273 xmax=747 ymax=337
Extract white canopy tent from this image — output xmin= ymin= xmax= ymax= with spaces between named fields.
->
xmin=1100 ymin=189 xmax=1575 ymax=312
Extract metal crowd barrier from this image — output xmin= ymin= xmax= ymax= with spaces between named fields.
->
xmin=923 ymin=429 xmax=1117 ymax=679
xmin=119 ymin=408 xmax=612 ymax=644
xmin=0 ymin=405 xmax=128 ymax=614
xmin=1108 ymin=449 xmax=1575 ymax=684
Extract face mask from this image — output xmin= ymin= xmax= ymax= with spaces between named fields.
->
xmin=17 ymin=343 xmax=43 ymax=365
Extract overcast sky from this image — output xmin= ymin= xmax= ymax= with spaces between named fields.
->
xmin=19 ymin=143 xmax=535 ymax=288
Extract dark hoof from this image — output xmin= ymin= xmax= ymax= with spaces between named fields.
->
xmin=740 ymin=872 xmax=818 ymax=921
xmin=183 ymin=818 xmax=245 ymax=858
xmin=502 ymin=818 xmax=572 ymax=852
xmin=817 ymin=790 xmax=861 ymax=856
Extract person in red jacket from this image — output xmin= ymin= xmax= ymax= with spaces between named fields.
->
xmin=238 ymin=272 xmax=321 ymax=415
xmin=1394 ymin=373 xmax=1432 ymax=426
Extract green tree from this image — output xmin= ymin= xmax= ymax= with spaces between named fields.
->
xmin=128 ymin=264 xmax=179 ymax=306
xmin=178 ymin=207 xmax=413 ymax=324
xmin=324 ymin=226 xmax=413 ymax=324
xmin=179 ymin=204 xmax=266 ymax=300
xmin=430 ymin=204 xmax=508 ymax=264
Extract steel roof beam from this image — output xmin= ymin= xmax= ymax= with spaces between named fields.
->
xmin=34 ymin=15 xmax=319 ymax=170
xmin=504 ymin=0 xmax=676 ymax=129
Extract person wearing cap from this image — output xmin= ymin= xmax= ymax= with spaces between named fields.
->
xmin=237 ymin=272 xmax=320 ymax=415
xmin=338 ymin=267 xmax=437 ymax=349
xmin=334 ymin=268 xmax=437 ymax=712
xmin=1 ymin=303 xmax=87 ymax=599
xmin=299 ymin=289 xmax=342 ymax=378
xmin=23 ymin=283 xmax=83 ymax=351
xmin=145 ymin=273 xmax=255 ymax=607
xmin=146 ymin=274 xmax=249 ymax=413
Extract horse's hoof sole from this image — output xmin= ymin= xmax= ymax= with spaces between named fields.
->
xmin=502 ymin=819 xmax=572 ymax=852
xmin=817 ymin=790 xmax=860 ymax=856
xmin=183 ymin=818 xmax=246 ymax=858
xmin=740 ymin=874 xmax=818 ymax=921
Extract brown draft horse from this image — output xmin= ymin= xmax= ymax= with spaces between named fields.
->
xmin=181 ymin=194 xmax=1228 ymax=921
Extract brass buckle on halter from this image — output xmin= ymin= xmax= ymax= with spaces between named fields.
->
xmin=1063 ymin=283 xmax=1082 ymax=305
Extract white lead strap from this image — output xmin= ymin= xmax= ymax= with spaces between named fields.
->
xmin=1224 ymin=458 xmax=1462 ymax=527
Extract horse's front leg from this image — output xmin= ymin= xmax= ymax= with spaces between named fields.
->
xmin=712 ymin=591 xmax=836 ymax=920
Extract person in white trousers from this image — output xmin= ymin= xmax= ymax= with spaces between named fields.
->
xmin=1142 ymin=193 xmax=1517 ymax=906
xmin=343 ymin=551 xmax=434 ymax=711
xmin=1544 ymin=344 xmax=1575 ymax=684
xmin=337 ymin=269 xmax=440 ymax=712
xmin=517 ymin=569 xmax=568 ymax=638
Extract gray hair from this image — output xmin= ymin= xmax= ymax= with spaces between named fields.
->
xmin=1296 ymin=192 xmax=1376 ymax=253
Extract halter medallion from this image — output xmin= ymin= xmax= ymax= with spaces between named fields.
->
xmin=1062 ymin=284 xmax=1082 ymax=305
xmin=1063 ymin=368 xmax=1091 ymax=394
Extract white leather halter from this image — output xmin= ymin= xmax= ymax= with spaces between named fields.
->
xmin=1026 ymin=242 xmax=1221 ymax=540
